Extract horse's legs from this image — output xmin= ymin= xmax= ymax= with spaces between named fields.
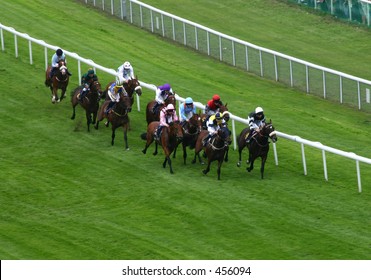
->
xmin=153 ymin=141 xmax=158 ymax=156
xmin=71 ymin=104 xmax=77 ymax=120
xmin=246 ymin=153 xmax=255 ymax=173
xmin=163 ymin=156 xmax=174 ymax=174
xmin=60 ymin=88 xmax=66 ymax=101
xmin=182 ymin=144 xmax=187 ymax=165
xmin=123 ymin=126 xmax=129 ymax=150
xmin=173 ymin=146 xmax=177 ymax=159
xmin=86 ymin=112 xmax=92 ymax=132
xmin=224 ymin=146 xmax=229 ymax=162
xmin=94 ymin=107 xmax=105 ymax=130
xmin=142 ymin=136 xmax=153 ymax=154
xmin=260 ymin=156 xmax=267 ymax=179
xmin=217 ymin=159 xmax=223 ymax=180
xmin=202 ymin=159 xmax=211 ymax=175
xmin=192 ymin=141 xmax=204 ymax=165
xmin=111 ymin=127 xmax=116 ymax=146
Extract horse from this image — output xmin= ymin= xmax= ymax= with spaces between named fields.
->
xmin=70 ymin=80 xmax=103 ymax=132
xmin=173 ymin=114 xmax=202 ymax=164
xmin=145 ymin=94 xmax=176 ymax=124
xmin=201 ymin=103 xmax=229 ymax=130
xmin=102 ymin=77 xmax=142 ymax=106
xmin=45 ymin=60 xmax=69 ymax=103
xmin=192 ymin=126 xmax=232 ymax=180
xmin=94 ymin=92 xmax=132 ymax=150
xmin=141 ymin=121 xmax=184 ymax=174
xmin=236 ymin=121 xmax=277 ymax=179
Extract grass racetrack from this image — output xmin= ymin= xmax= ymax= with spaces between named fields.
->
xmin=0 ymin=0 xmax=370 ymax=260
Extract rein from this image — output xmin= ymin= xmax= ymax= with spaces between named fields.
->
xmin=252 ymin=127 xmax=276 ymax=148
xmin=209 ymin=135 xmax=229 ymax=151
xmin=112 ymin=109 xmax=128 ymax=117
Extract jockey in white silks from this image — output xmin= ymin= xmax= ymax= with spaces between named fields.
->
xmin=116 ymin=61 xmax=135 ymax=85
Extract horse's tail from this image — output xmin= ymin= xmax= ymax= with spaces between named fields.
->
xmin=140 ymin=132 xmax=147 ymax=140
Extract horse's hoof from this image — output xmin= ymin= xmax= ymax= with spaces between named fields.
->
xmin=202 ymin=170 xmax=207 ymax=175
xmin=126 ymin=148 xmax=130 ymax=151
xmin=246 ymin=168 xmax=251 ymax=173
xmin=191 ymin=160 xmax=196 ymax=164
xmin=142 ymin=150 xmax=146 ymax=154
xmin=237 ymin=162 xmax=241 ymax=167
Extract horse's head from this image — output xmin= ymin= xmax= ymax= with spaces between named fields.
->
xmin=117 ymin=92 xmax=132 ymax=114
xmin=127 ymin=77 xmax=142 ymax=96
xmin=58 ymin=60 xmax=68 ymax=76
xmin=165 ymin=94 xmax=176 ymax=107
xmin=219 ymin=102 xmax=228 ymax=113
xmin=218 ymin=126 xmax=232 ymax=145
xmin=261 ymin=122 xmax=277 ymax=143
xmin=169 ymin=122 xmax=183 ymax=142
xmin=187 ymin=114 xmax=202 ymax=134
xmin=90 ymin=80 xmax=103 ymax=96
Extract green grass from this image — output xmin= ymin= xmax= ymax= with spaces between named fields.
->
xmin=0 ymin=0 xmax=370 ymax=260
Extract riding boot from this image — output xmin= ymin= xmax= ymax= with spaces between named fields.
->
xmin=203 ymin=135 xmax=211 ymax=147
xmin=246 ymin=131 xmax=253 ymax=144
xmin=155 ymin=126 xmax=162 ymax=140
xmin=67 ymin=70 xmax=72 ymax=76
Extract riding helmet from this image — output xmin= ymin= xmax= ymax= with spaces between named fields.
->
xmin=88 ymin=69 xmax=95 ymax=75
xmin=166 ymin=104 xmax=175 ymax=112
xmin=212 ymin=94 xmax=220 ymax=101
xmin=123 ymin=61 xmax=131 ymax=69
xmin=215 ymin=112 xmax=222 ymax=120
xmin=159 ymin=83 xmax=171 ymax=91
xmin=56 ymin=49 xmax=63 ymax=56
xmin=185 ymin=97 xmax=193 ymax=104
xmin=255 ymin=107 xmax=264 ymax=114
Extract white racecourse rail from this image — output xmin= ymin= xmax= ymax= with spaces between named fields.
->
xmin=0 ymin=23 xmax=370 ymax=193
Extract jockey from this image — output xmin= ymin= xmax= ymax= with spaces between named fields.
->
xmin=155 ymin=104 xmax=178 ymax=140
xmin=179 ymin=97 xmax=196 ymax=125
xmin=153 ymin=83 xmax=174 ymax=114
xmin=245 ymin=106 xmax=266 ymax=143
xmin=205 ymin=94 xmax=223 ymax=116
xmin=79 ymin=69 xmax=98 ymax=102
xmin=203 ymin=112 xmax=223 ymax=146
xmin=116 ymin=61 xmax=135 ymax=85
xmin=105 ymin=83 xmax=126 ymax=114
xmin=50 ymin=48 xmax=71 ymax=78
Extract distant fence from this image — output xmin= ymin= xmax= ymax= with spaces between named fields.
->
xmin=79 ymin=0 xmax=371 ymax=113
xmin=1 ymin=23 xmax=370 ymax=192
xmin=291 ymin=0 xmax=371 ymax=26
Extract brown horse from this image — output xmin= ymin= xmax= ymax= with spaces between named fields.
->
xmin=45 ymin=60 xmax=69 ymax=103
xmin=173 ymin=114 xmax=203 ymax=164
xmin=103 ymin=78 xmax=142 ymax=106
xmin=141 ymin=121 xmax=183 ymax=174
xmin=70 ymin=80 xmax=103 ymax=132
xmin=145 ymin=94 xmax=176 ymax=124
xmin=192 ymin=126 xmax=231 ymax=180
xmin=94 ymin=92 xmax=132 ymax=150
xmin=236 ymin=121 xmax=277 ymax=179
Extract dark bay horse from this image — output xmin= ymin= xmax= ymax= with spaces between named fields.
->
xmin=173 ymin=114 xmax=202 ymax=164
xmin=236 ymin=121 xmax=277 ymax=179
xmin=103 ymin=78 xmax=142 ymax=106
xmin=145 ymin=94 xmax=176 ymax=124
xmin=192 ymin=126 xmax=232 ymax=180
xmin=70 ymin=80 xmax=103 ymax=132
xmin=94 ymin=93 xmax=132 ymax=150
xmin=45 ymin=60 xmax=69 ymax=103
xmin=141 ymin=121 xmax=183 ymax=174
